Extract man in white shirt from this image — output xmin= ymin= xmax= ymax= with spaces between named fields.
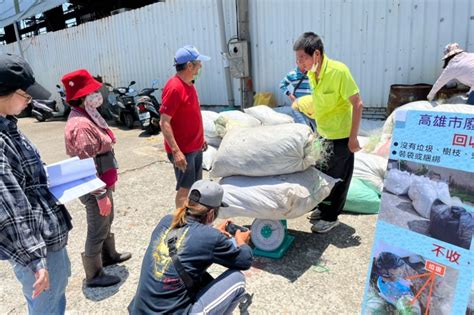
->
xmin=427 ymin=43 xmax=474 ymax=105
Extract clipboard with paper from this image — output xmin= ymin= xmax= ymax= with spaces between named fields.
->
xmin=46 ymin=157 xmax=105 ymax=204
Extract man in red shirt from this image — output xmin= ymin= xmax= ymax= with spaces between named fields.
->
xmin=160 ymin=45 xmax=210 ymax=208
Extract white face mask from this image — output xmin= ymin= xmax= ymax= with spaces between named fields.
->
xmin=193 ymin=68 xmax=202 ymax=82
xmin=310 ymin=62 xmax=319 ymax=73
xmin=83 ymin=92 xmax=109 ymax=130
xmin=84 ymin=92 xmax=103 ymax=108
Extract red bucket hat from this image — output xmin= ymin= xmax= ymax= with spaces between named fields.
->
xmin=61 ymin=69 xmax=102 ymax=102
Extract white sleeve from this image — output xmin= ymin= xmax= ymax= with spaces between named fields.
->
xmin=427 ymin=66 xmax=457 ymax=101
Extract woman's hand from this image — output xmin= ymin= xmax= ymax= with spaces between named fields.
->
xmin=97 ymin=194 xmax=112 ymax=216
xmin=32 ymin=269 xmax=49 ymax=299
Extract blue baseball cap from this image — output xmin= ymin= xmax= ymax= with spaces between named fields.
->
xmin=174 ymin=45 xmax=211 ymax=65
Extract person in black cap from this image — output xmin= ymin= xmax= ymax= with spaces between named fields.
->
xmin=129 ymin=179 xmax=253 ymax=315
xmin=0 ymin=53 xmax=73 ymax=314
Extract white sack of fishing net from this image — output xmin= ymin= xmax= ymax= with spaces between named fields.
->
xmin=219 ymin=168 xmax=338 ymax=220
xmin=382 ymin=101 xmax=434 ymax=138
xmin=210 ymin=123 xmax=322 ymax=178
xmin=384 ymin=169 xmax=412 ymax=195
xmin=353 ymin=152 xmax=388 ymax=192
xmin=431 ymin=103 xmax=474 ymax=114
xmin=202 ymin=145 xmax=218 ymax=171
xmin=214 ymin=110 xmax=261 ymax=138
xmin=408 ymin=175 xmax=451 ymax=219
xmin=201 ymin=110 xmax=222 ymax=147
xmin=244 ymin=105 xmax=294 ymax=125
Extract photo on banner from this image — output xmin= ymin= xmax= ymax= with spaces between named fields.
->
xmin=366 ymin=241 xmax=458 ymax=314
xmin=380 ymin=160 xmax=474 ymax=250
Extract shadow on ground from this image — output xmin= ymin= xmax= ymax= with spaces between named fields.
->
xmin=82 ymin=265 xmax=130 ymax=301
xmin=250 ymin=222 xmax=361 ymax=282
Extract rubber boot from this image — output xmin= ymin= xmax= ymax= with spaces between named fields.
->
xmin=81 ymin=253 xmax=121 ymax=288
xmin=102 ymin=233 xmax=132 ymax=267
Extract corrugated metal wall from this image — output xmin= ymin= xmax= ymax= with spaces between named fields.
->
xmin=0 ymin=0 xmax=239 ymax=106
xmin=250 ymin=0 xmax=474 ymax=107
xmin=1 ymin=0 xmax=473 ymax=107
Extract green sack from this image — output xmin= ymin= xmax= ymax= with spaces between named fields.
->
xmin=343 ymin=178 xmax=381 ymax=214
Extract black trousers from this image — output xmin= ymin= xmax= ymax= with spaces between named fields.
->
xmin=316 ymin=137 xmax=354 ymax=222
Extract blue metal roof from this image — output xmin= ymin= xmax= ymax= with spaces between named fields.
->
xmin=0 ymin=0 xmax=67 ymax=28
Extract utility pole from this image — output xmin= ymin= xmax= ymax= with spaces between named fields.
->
xmin=217 ymin=0 xmax=235 ymax=107
xmin=236 ymin=0 xmax=253 ymax=109
xmin=13 ymin=0 xmax=24 ymax=57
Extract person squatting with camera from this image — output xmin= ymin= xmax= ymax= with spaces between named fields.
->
xmin=129 ymin=179 xmax=253 ymax=315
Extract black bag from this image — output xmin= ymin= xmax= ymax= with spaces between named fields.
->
xmin=429 ymin=205 xmax=474 ymax=249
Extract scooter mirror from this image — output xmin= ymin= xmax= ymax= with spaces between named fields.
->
xmin=56 ymin=84 xmax=61 ymax=89
xmin=130 ymin=81 xmax=136 ymax=86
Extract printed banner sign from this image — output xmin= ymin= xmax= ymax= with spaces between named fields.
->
xmin=361 ymin=110 xmax=474 ymax=315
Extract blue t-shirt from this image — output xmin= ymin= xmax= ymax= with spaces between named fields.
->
xmin=129 ymin=215 xmax=253 ymax=314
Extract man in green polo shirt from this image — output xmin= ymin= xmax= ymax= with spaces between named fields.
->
xmin=293 ymin=32 xmax=363 ymax=233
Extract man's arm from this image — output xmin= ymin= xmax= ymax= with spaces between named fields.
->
xmin=348 ymin=93 xmax=363 ymax=153
xmin=159 ymin=114 xmax=187 ymax=172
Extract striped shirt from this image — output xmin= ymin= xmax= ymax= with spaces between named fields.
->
xmin=0 ymin=116 xmax=71 ymax=272
xmin=428 ymin=52 xmax=474 ymax=101
xmin=279 ymin=67 xmax=311 ymax=98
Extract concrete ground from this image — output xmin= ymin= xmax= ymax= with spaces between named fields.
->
xmin=0 ymin=117 xmax=377 ymax=314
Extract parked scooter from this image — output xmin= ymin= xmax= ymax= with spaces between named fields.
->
xmin=105 ymin=81 xmax=138 ymax=129
xmin=31 ymin=84 xmax=71 ymax=122
xmin=136 ymin=80 xmax=161 ymax=134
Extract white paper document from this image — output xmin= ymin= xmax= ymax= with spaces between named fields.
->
xmin=286 ymin=83 xmax=295 ymax=95
xmin=46 ymin=157 xmax=105 ymax=204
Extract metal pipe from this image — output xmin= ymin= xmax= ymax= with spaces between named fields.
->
xmin=13 ymin=0 xmax=24 ymax=57
xmin=216 ymin=0 xmax=235 ymax=107
xmin=236 ymin=0 xmax=253 ymax=109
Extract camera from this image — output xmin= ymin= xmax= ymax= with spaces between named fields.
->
xmin=225 ymin=222 xmax=249 ymax=236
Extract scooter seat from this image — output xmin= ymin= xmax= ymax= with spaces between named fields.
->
xmin=139 ymin=88 xmax=155 ymax=96
xmin=36 ymin=99 xmax=56 ymax=107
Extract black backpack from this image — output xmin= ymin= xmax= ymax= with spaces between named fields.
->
xmin=429 ymin=204 xmax=474 ymax=250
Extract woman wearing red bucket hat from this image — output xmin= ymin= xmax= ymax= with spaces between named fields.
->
xmin=63 ymin=69 xmax=131 ymax=288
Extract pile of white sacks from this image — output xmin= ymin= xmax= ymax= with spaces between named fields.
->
xmin=201 ymin=106 xmax=337 ymax=220
xmin=385 ymin=169 xmax=451 ymax=219
xmin=201 ymin=100 xmax=473 ymax=218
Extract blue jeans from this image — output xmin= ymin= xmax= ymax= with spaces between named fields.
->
xmin=274 ymin=106 xmax=316 ymax=131
xmin=189 ymin=270 xmax=246 ymax=315
xmin=467 ymin=91 xmax=474 ymax=105
xmin=10 ymin=248 xmax=71 ymax=315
